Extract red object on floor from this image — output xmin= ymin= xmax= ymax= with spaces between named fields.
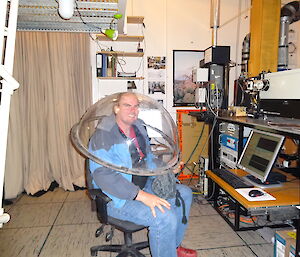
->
xmin=177 ymin=246 xmax=198 ymax=257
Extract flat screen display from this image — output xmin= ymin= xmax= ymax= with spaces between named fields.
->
xmin=237 ymin=129 xmax=285 ymax=182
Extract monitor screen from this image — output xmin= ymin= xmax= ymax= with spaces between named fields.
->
xmin=237 ymin=129 xmax=285 ymax=182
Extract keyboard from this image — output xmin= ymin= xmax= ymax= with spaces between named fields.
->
xmin=211 ymin=169 xmax=254 ymax=189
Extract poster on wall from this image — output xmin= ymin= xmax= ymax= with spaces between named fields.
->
xmin=147 ymin=56 xmax=166 ymax=95
xmin=173 ymin=50 xmax=204 ymax=106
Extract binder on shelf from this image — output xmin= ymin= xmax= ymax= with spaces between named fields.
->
xmin=101 ymin=54 xmax=108 ymax=77
xmin=96 ymin=53 xmax=102 ymax=77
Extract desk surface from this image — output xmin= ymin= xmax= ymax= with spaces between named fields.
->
xmin=206 ymin=169 xmax=300 ymax=209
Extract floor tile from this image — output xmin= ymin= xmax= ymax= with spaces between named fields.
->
xmin=65 ymin=189 xmax=90 ymax=202
xmin=17 ymin=188 xmax=69 ymax=204
xmin=197 ymin=246 xmax=257 ymax=257
xmin=3 ymin=202 xmax=14 ymax=212
xmin=190 ymin=202 xmax=218 ymax=217
xmin=249 ymin=243 xmax=274 ymax=257
xmin=237 ymin=230 xmax=268 ymax=245
xmin=3 ymin=203 xmax=62 ymax=229
xmin=0 ymin=226 xmax=51 ymax=257
xmin=3 ymin=195 xmax=24 ymax=211
xmin=182 ymin=216 xmax=245 ymax=249
xmin=183 ymin=230 xmax=246 ymax=250
xmin=192 ymin=194 xmax=209 ymax=205
xmin=39 ymin=224 xmax=117 ymax=257
xmin=188 ymin=215 xmax=235 ymax=234
xmin=54 ymin=201 xmax=98 ymax=225
xmin=0 ymin=190 xmax=280 ymax=257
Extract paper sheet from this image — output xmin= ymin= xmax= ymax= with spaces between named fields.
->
xmin=235 ymin=188 xmax=276 ymax=201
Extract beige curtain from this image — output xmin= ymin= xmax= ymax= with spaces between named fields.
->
xmin=4 ymin=32 xmax=92 ymax=198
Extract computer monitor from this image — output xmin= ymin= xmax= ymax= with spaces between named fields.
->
xmin=237 ymin=129 xmax=285 ymax=185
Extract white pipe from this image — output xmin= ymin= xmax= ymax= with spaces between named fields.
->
xmin=0 ymin=0 xmax=19 ymax=228
xmin=0 ymin=0 xmax=8 ymax=63
xmin=210 ymin=0 xmax=220 ymax=46
xmin=0 ymin=82 xmax=15 ymax=227
xmin=4 ymin=0 xmax=19 ymax=72
xmin=0 ymin=65 xmax=19 ymax=89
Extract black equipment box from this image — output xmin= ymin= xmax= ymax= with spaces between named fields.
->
xmin=201 ymin=46 xmax=230 ymax=67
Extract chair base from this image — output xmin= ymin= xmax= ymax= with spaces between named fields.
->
xmin=90 ymin=241 xmax=149 ymax=257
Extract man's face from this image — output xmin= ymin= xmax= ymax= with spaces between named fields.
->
xmin=116 ymin=94 xmax=139 ymax=127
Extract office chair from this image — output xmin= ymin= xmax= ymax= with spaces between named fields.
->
xmin=85 ymin=160 xmax=149 ymax=257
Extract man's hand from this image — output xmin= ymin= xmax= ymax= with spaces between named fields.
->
xmin=173 ymin=161 xmax=184 ymax=174
xmin=135 ymin=190 xmax=171 ymax=217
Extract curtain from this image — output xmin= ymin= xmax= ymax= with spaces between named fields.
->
xmin=4 ymin=32 xmax=92 ymax=198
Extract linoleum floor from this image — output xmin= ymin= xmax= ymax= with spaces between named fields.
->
xmin=0 ymin=187 xmax=274 ymax=257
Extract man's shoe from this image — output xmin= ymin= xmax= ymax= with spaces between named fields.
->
xmin=177 ymin=246 xmax=197 ymax=257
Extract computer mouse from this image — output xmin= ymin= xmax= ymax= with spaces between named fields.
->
xmin=248 ymin=189 xmax=264 ymax=197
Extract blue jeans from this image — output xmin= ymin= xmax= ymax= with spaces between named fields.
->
xmin=107 ymin=179 xmax=193 ymax=257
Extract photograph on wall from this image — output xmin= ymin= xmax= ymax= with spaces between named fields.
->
xmin=148 ymin=56 xmax=166 ymax=69
xmin=147 ymin=56 xmax=167 ymax=103
xmin=173 ymin=50 xmax=204 ymax=106
xmin=148 ymin=81 xmax=165 ymax=94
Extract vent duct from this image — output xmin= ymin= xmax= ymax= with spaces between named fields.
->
xmin=278 ymin=1 xmax=300 ymax=70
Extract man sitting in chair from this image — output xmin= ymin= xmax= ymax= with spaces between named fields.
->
xmin=89 ymin=92 xmax=197 ymax=257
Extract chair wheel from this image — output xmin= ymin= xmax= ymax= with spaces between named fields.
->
xmin=105 ymin=230 xmax=114 ymax=241
xmin=91 ymin=250 xmax=97 ymax=256
xmin=95 ymin=227 xmax=104 ymax=237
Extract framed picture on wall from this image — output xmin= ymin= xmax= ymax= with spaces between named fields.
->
xmin=173 ymin=50 xmax=204 ymax=106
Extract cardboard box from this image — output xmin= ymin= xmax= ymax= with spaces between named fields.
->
xmin=289 ymin=244 xmax=296 ymax=257
xmin=274 ymin=229 xmax=296 ymax=257
xmin=176 ymin=110 xmax=209 ymax=176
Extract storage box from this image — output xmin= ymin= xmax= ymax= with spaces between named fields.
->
xmin=289 ymin=244 xmax=296 ymax=257
xmin=176 ymin=110 xmax=209 ymax=177
xmin=274 ymin=229 xmax=296 ymax=257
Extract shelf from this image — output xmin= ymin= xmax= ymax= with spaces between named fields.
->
xmin=97 ymin=77 xmax=144 ymax=80
xmin=127 ymin=16 xmax=144 ymax=24
xmin=96 ymin=34 xmax=144 ymax=42
xmin=97 ymin=51 xmax=144 ymax=57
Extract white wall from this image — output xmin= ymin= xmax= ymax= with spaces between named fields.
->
xmin=91 ymin=0 xmax=251 ymax=120
xmin=289 ymin=21 xmax=300 ymax=69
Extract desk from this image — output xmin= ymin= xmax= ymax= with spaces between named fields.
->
xmin=210 ymin=116 xmax=300 ymax=168
xmin=216 ymin=116 xmax=300 ymax=138
xmin=206 ymin=169 xmax=300 ymax=256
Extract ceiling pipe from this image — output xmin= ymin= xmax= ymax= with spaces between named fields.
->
xmin=278 ymin=1 xmax=300 ymax=70
xmin=281 ymin=0 xmax=300 ymax=24
xmin=210 ymin=0 xmax=220 ymax=46
xmin=241 ymin=33 xmax=250 ymax=76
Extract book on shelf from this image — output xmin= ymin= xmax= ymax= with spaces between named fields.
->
xmin=101 ymin=54 xmax=107 ymax=77
xmin=96 ymin=53 xmax=102 ymax=77
xmin=111 ymin=55 xmax=117 ymax=77
xmin=97 ymin=53 xmax=117 ymax=78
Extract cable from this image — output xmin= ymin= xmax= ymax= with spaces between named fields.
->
xmin=205 ymin=86 xmax=218 ymax=117
xmin=179 ymin=122 xmax=205 ymax=174
xmin=74 ymin=2 xmax=111 ymax=52
xmin=237 ymin=78 xmax=246 ymax=105
xmin=205 ymin=181 xmax=216 ymax=201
